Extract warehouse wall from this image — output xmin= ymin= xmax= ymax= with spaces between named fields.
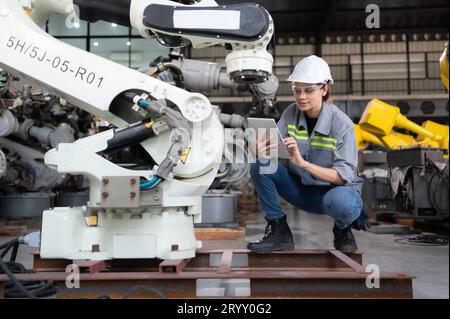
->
xmin=191 ymin=38 xmax=448 ymax=97
xmin=43 ymin=10 xmax=448 ymax=121
xmin=44 ymin=7 xmax=447 ymax=99
xmin=47 ymin=14 xmax=170 ymax=69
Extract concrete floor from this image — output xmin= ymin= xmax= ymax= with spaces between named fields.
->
xmin=243 ymin=207 xmax=449 ymax=299
xmin=1 ymin=208 xmax=448 ymax=299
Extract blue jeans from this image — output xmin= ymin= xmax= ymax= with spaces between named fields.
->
xmin=250 ymin=160 xmax=363 ymax=229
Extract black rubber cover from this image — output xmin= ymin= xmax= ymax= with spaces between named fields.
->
xmin=73 ymin=0 xmax=132 ymax=27
xmin=107 ymin=121 xmax=156 ymax=152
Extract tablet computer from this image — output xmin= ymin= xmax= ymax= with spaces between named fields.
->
xmin=247 ymin=117 xmax=291 ymax=159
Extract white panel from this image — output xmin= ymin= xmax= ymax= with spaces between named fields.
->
xmin=351 ymin=53 xmax=424 ymax=64
xmin=113 ymin=234 xmax=156 ymax=258
xmin=323 ymin=55 xmax=348 ymax=64
xmin=410 ymin=41 xmax=445 ymax=52
xmin=276 ymin=45 xmax=313 ymax=56
xmin=174 ymin=10 xmax=240 ymax=29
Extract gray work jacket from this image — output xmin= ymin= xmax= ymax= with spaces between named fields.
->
xmin=277 ymin=102 xmax=363 ymax=192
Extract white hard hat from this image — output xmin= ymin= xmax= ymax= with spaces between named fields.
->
xmin=287 ymin=55 xmax=334 ymax=84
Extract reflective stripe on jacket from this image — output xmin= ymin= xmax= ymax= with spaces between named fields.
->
xmin=277 ymin=102 xmax=363 ymax=192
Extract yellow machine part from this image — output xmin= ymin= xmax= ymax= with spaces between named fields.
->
xmin=417 ymin=138 xmax=441 ymax=148
xmin=22 ymin=7 xmax=30 ymax=15
xmin=416 ymin=121 xmax=449 ymax=150
xmin=358 ymin=53 xmax=449 ymax=152
xmin=380 ymin=131 xmax=418 ymax=149
xmin=359 ymin=99 xmax=399 ymax=136
xmin=354 ymin=124 xmax=384 ymax=150
xmin=440 ymin=42 xmax=449 ymax=92
xmin=359 ymin=99 xmax=443 ymax=143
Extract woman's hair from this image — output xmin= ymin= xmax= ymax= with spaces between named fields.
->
xmin=323 ymin=84 xmax=332 ymax=103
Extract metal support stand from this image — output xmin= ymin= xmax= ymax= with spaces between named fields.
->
xmin=0 ymin=249 xmax=413 ymax=298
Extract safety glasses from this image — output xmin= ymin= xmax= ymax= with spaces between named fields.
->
xmin=291 ymin=84 xmax=324 ymax=96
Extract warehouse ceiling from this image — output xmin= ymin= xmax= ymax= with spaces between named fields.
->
xmin=218 ymin=0 xmax=449 ymax=36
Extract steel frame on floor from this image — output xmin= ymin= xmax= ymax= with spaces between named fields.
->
xmin=0 ymin=249 xmax=413 ymax=298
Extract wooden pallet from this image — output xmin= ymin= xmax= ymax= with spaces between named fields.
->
xmin=0 ymin=218 xmax=41 ymax=236
xmin=194 ymin=227 xmax=246 ymax=240
xmin=0 ymin=225 xmax=27 ymax=236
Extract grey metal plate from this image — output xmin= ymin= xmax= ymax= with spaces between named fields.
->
xmin=100 ymin=176 xmax=140 ymax=208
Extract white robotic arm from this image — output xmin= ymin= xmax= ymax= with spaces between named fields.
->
xmin=0 ymin=0 xmax=274 ymax=261
xmin=30 ymin=0 xmax=274 ymax=84
xmin=1 ymin=0 xmax=222 ymax=260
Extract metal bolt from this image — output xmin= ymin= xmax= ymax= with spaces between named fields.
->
xmin=130 ymin=179 xmax=136 ymax=185
xmin=154 ymin=196 xmax=160 ymax=201
xmin=102 ymin=178 xmax=109 ymax=185
xmin=102 ymin=192 xmax=109 ymax=198
xmin=130 ymin=192 xmax=136 ymax=198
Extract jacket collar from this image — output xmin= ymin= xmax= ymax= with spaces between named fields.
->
xmin=297 ymin=103 xmax=332 ymax=136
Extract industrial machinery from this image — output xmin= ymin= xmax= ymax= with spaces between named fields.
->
xmin=356 ymin=42 xmax=449 ymax=152
xmin=0 ymin=72 xmax=94 ymax=218
xmin=0 ymin=0 xmax=274 ymax=260
xmin=141 ymin=51 xmax=279 ymax=225
xmin=440 ymin=42 xmax=449 ymax=92
xmin=354 ymin=124 xmax=384 ymax=151
xmin=358 ymin=99 xmax=449 ymax=219
xmin=388 ymin=148 xmax=448 ymax=218
xmin=359 ymin=99 xmax=449 ymax=151
xmin=145 ymin=52 xmax=280 ymax=119
xmin=30 ymin=0 xmax=274 ymax=84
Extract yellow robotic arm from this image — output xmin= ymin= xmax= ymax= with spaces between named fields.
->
xmin=359 ymin=99 xmax=448 ymax=151
xmin=354 ymin=124 xmax=384 ymax=150
xmin=440 ymin=42 xmax=449 ymax=92
xmin=359 ymin=99 xmax=442 ymax=141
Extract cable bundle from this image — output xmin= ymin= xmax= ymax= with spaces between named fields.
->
xmin=0 ymin=238 xmax=57 ymax=299
xmin=426 ymin=159 xmax=449 ymax=214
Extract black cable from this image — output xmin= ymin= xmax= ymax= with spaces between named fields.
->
xmin=394 ymin=234 xmax=449 ymax=246
xmin=425 ymin=159 xmax=449 ymax=214
xmin=10 ymin=242 xmax=19 ymax=262
xmin=430 ymin=171 xmax=448 ymax=212
xmin=249 ymin=84 xmax=263 ymax=117
xmin=0 ymin=258 xmax=37 ymax=299
xmin=0 ymin=240 xmax=18 ymax=259
xmin=4 ymin=280 xmax=57 ymax=298
xmin=0 ymin=238 xmax=17 ymax=250
xmin=1 ymin=261 xmax=26 ymax=274
xmin=0 ymin=238 xmax=57 ymax=299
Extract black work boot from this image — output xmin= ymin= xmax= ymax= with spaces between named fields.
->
xmin=333 ymin=225 xmax=358 ymax=253
xmin=247 ymin=215 xmax=295 ymax=253
xmin=350 ymin=208 xmax=371 ymax=231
